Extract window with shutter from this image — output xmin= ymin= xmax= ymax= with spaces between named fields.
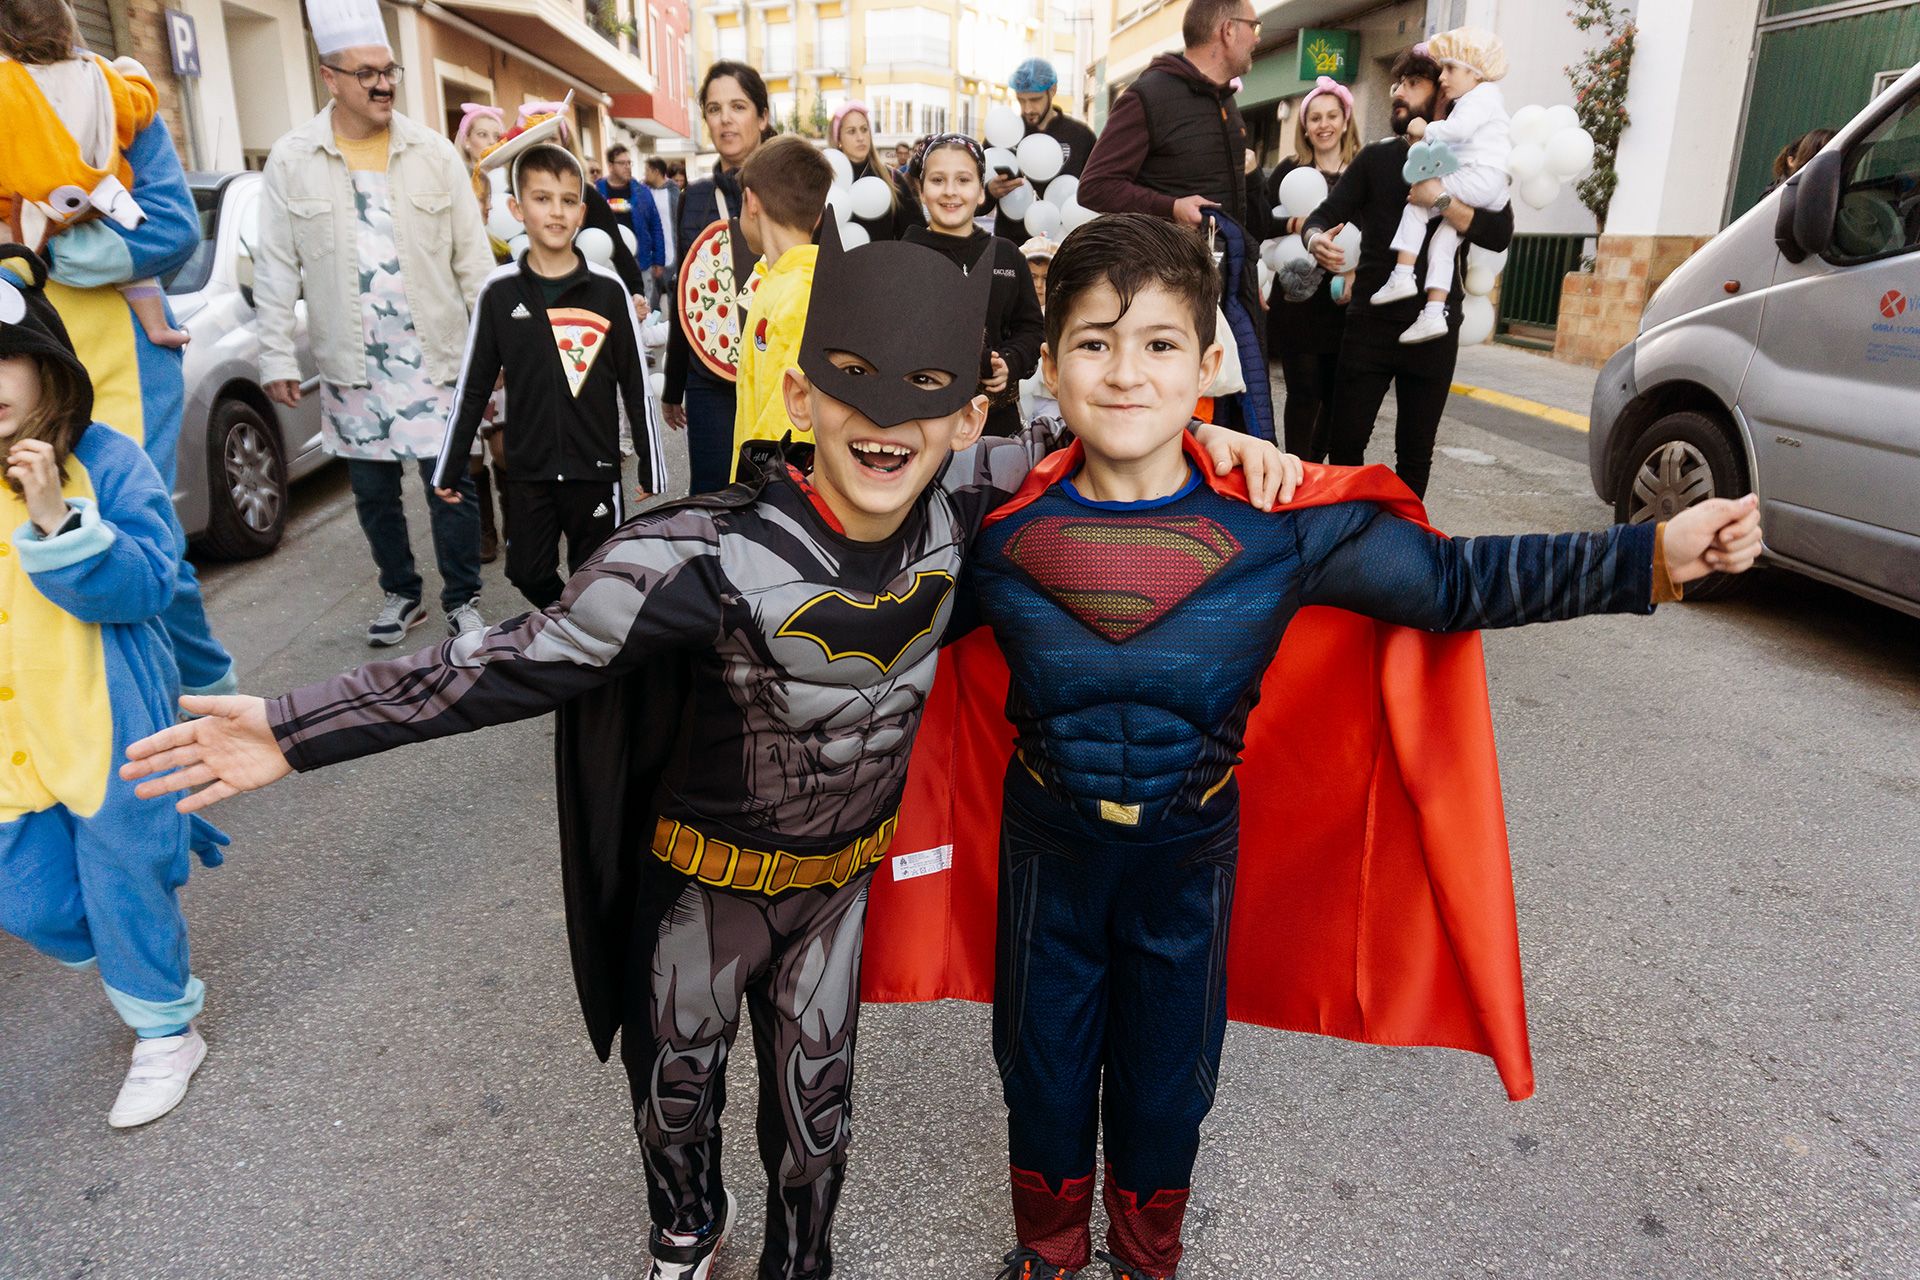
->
xmin=71 ymin=0 xmax=118 ymax=56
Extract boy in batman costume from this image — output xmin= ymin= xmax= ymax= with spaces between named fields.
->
xmin=120 ymin=218 xmax=1289 ymax=1280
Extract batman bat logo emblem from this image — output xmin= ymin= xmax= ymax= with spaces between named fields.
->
xmin=776 ymin=570 xmax=955 ymax=672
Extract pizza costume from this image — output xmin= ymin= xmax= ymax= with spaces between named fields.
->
xmin=863 ymin=434 xmax=1684 ymax=1276
xmin=1 ymin=58 xmax=236 ymax=697
xmin=258 ymin=229 xmax=1061 ymax=1277
xmin=0 ymin=251 xmax=227 ymax=1043
xmin=433 ymin=247 xmax=666 ymax=608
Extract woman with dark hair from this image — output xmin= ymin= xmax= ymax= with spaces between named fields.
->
xmin=903 ymin=135 xmax=1044 ymax=437
xmin=1265 ymin=76 xmax=1363 ymax=461
xmin=1769 ymin=127 xmax=1837 ymax=188
xmin=662 ymin=60 xmax=774 ymax=494
xmin=831 ymin=101 xmax=924 ymax=241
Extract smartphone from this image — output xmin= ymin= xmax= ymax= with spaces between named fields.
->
xmin=993 ymin=166 xmax=1016 ymax=179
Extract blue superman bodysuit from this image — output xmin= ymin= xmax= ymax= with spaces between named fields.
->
xmin=960 ymin=433 xmax=1671 ymax=1277
xmin=0 ymin=424 xmax=226 ymax=1036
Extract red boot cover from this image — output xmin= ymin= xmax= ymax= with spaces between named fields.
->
xmin=1101 ymin=1169 xmax=1189 ymax=1277
xmin=1010 ymin=1166 xmax=1095 ymax=1270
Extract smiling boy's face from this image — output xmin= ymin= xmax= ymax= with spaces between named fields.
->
xmin=1044 ymin=278 xmax=1222 ymax=466
xmin=509 ymin=168 xmax=585 ymax=253
xmin=781 ymin=356 xmax=986 ymax=541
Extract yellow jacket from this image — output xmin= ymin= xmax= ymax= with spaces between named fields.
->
xmin=731 ymin=244 xmax=817 ymax=479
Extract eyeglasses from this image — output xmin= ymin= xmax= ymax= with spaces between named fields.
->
xmin=1228 ymin=16 xmax=1262 ymax=37
xmin=324 ymin=62 xmax=405 ymax=88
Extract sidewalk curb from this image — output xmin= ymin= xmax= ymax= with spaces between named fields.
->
xmin=1450 ymin=382 xmax=1590 ymax=433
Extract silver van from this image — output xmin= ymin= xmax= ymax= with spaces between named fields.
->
xmin=1588 ymin=61 xmax=1920 ymax=616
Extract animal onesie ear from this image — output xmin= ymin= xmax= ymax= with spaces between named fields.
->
xmin=0 ymin=242 xmax=95 ymax=426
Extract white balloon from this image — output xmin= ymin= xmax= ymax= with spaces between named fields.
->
xmin=983 ymin=146 xmax=1020 ymax=179
xmin=508 ymin=233 xmax=529 ymax=260
xmin=1277 ymin=234 xmax=1313 ymax=267
xmin=1546 ymin=127 xmax=1596 ymax=179
xmin=1257 ymin=259 xmax=1275 ymax=299
xmin=485 ymin=206 xmax=522 ymax=243
xmin=1260 ymin=239 xmax=1285 ymax=272
xmin=617 ymin=225 xmax=639 ymax=256
xmin=1061 ymin=199 xmax=1098 ymax=232
xmin=1545 ymin=103 xmax=1581 ymax=136
xmin=1330 ymin=222 xmax=1362 ymax=262
xmin=575 ymin=226 xmax=615 ymax=264
xmin=826 ymin=185 xmax=854 ymax=224
xmin=1044 ymin=175 xmax=1079 ymax=208
xmin=998 ymin=181 xmax=1036 ymax=221
xmin=1463 ymin=266 xmax=1496 ymax=296
xmin=1458 ymin=294 xmax=1496 ymax=345
xmin=1016 ymin=133 xmax=1065 ymax=183
xmin=1507 ymin=142 xmax=1547 ymax=181
xmin=1467 ymin=245 xmax=1508 ymax=275
xmin=1519 ymin=172 xmax=1562 ymax=209
xmin=826 ymin=149 xmax=854 ymax=191
xmin=1272 ymin=204 xmax=1287 ymax=222
xmin=851 ymin=175 xmax=893 ymax=220
xmin=1277 ymin=166 xmax=1329 ymax=220
xmin=839 ymin=221 xmax=871 ymax=248
xmin=1024 ymin=199 xmax=1062 ymax=239
xmin=648 ymin=371 xmax=665 ymax=398
xmin=1510 ymin=104 xmax=1552 ymax=147
xmin=984 ymin=105 xmax=1025 ymax=150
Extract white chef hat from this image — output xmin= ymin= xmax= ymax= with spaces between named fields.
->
xmin=306 ymin=0 xmax=390 ymax=57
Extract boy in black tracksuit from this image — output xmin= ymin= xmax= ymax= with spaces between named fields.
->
xmin=435 ymin=143 xmax=667 ymax=608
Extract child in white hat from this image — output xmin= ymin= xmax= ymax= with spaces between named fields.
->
xmin=1371 ymin=26 xmax=1512 ymax=343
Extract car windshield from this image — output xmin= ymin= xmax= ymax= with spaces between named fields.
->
xmin=162 ymin=184 xmax=224 ymax=295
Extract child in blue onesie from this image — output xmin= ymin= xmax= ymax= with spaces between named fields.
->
xmin=0 ymin=244 xmax=225 ymax=1128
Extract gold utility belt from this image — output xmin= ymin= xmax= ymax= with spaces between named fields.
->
xmin=650 ymin=814 xmax=897 ymax=894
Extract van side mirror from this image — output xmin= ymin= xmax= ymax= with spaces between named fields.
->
xmin=1775 ymin=150 xmax=1842 ymax=263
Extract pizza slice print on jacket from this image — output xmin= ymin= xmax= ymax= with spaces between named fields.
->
xmin=548 ymin=306 xmax=611 ymax=397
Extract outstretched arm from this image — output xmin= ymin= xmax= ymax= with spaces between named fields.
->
xmin=1299 ymin=496 xmax=1762 ymax=629
xmin=122 ymin=513 xmax=729 ymax=811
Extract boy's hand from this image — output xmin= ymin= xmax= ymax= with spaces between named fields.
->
xmin=983 ymin=352 xmax=1010 ymax=395
xmin=1663 ymin=494 xmax=1763 ymax=584
xmin=1193 ymin=425 xmax=1302 ymax=510
xmin=7 ymin=439 xmax=69 ymax=534
xmin=664 ymin=403 xmax=687 ymax=430
xmin=121 ymin=695 xmax=291 ymax=814
xmin=434 ymin=486 xmax=462 ymax=504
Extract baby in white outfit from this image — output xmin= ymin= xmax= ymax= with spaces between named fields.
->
xmin=1371 ymin=28 xmax=1512 ymax=343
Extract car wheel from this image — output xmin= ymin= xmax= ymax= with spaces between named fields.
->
xmin=1614 ymin=409 xmax=1750 ymax=601
xmin=199 ymin=398 xmax=287 ymax=560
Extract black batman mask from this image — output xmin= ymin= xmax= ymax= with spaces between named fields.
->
xmin=796 ymin=217 xmax=995 ymax=428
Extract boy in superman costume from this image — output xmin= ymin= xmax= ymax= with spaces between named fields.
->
xmin=860 ymin=214 xmax=1764 ymax=1279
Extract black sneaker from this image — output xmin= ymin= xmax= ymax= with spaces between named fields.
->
xmin=1094 ymin=1251 xmax=1168 ymax=1279
xmin=999 ymin=1247 xmax=1078 ymax=1280
xmin=644 ymin=1190 xmax=735 ymax=1279
xmin=366 ymin=593 xmax=425 ymax=646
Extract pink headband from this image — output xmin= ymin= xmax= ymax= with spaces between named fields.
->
xmin=831 ymin=101 xmax=871 ymax=147
xmin=1300 ymin=75 xmax=1353 ymax=118
xmin=453 ymin=102 xmax=504 ymax=148
xmin=516 ymin=101 xmax=573 ymax=144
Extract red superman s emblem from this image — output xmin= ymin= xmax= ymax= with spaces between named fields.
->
xmin=1002 ymin=515 xmax=1243 ymax=642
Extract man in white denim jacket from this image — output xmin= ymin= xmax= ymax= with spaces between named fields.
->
xmin=253 ymin=17 xmax=494 ymax=646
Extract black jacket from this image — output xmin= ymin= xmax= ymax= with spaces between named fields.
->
xmin=903 ymin=226 xmax=1044 ymax=436
xmin=663 ymin=165 xmax=746 ymax=404
xmin=1301 ymin=138 xmax=1515 ymax=372
xmin=1264 ymin=158 xmax=1348 ymax=356
xmin=434 ymin=251 xmax=663 ymax=493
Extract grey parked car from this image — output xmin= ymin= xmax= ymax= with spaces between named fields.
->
xmin=1589 ymin=62 xmax=1920 ymax=617
xmin=163 ymin=171 xmax=330 ymax=559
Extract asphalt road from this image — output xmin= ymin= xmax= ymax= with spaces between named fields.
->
xmin=3 ymin=399 xmax=1916 ymax=1280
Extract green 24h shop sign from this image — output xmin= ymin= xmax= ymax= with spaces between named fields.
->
xmin=1299 ymin=28 xmax=1356 ymax=84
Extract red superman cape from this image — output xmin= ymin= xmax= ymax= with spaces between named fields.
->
xmin=859 ymin=434 xmax=1535 ymax=1101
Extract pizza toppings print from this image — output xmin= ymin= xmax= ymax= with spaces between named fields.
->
xmin=548 ymin=307 xmax=611 ymax=397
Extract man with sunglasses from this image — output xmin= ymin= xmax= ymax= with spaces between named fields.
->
xmin=1079 ymin=0 xmax=1273 ymax=381
xmin=253 ymin=0 xmax=493 ymax=646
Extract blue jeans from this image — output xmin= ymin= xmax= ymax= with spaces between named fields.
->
xmin=683 ymin=376 xmax=738 ymax=496
xmin=346 ymin=458 xmax=481 ymax=611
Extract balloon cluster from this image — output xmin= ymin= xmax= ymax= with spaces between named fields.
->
xmin=1455 ymin=245 xmax=1509 ymax=345
xmin=981 ymin=104 xmax=1097 ymax=238
xmin=1507 ymin=104 xmax=1596 ymax=210
xmin=821 ymin=147 xmax=892 ymax=247
xmin=1258 ymin=167 xmax=1359 ymax=280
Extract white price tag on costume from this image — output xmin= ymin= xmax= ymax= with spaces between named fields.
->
xmin=890 ymin=845 xmax=953 ymax=882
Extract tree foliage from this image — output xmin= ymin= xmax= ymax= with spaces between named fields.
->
xmin=1565 ymin=0 xmax=1636 ymax=232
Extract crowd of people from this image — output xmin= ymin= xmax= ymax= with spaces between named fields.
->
xmin=5 ymin=0 xmax=1772 ymax=1278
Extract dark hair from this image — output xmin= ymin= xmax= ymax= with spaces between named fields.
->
xmin=1389 ymin=46 xmax=1442 ymax=85
xmin=914 ymin=133 xmax=985 ymax=181
xmin=1773 ymin=127 xmax=1836 ymax=181
xmin=700 ymin=60 xmax=774 ymax=142
xmin=0 ymin=0 xmax=79 ymax=63
xmin=739 ymin=134 xmax=834 ymax=231
xmin=606 ymin=143 xmax=630 ymax=164
xmin=1182 ymin=0 xmax=1242 ymax=49
xmin=2 ymin=353 xmax=89 ymax=495
xmin=515 ymin=144 xmax=584 ymax=193
xmin=669 ymin=161 xmax=686 ymax=177
xmin=1044 ymin=213 xmax=1219 ymax=352
xmin=645 ymin=156 xmax=668 ymax=176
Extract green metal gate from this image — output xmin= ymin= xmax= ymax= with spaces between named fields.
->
xmin=1495 ymin=233 xmax=1586 ymax=338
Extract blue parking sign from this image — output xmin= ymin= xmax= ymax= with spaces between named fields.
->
xmin=166 ymin=10 xmax=201 ymax=78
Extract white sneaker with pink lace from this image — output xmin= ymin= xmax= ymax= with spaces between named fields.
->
xmin=108 ymin=1027 xmax=206 ymax=1128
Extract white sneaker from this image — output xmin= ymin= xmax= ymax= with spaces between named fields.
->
xmin=1370 ymin=271 xmax=1419 ymax=306
xmin=645 ymin=1190 xmax=736 ymax=1279
xmin=1399 ymin=307 xmax=1451 ymax=344
xmin=445 ymin=598 xmax=485 ymax=638
xmin=367 ymin=593 xmax=426 ymax=647
xmin=108 ymin=1027 xmax=206 ymax=1128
